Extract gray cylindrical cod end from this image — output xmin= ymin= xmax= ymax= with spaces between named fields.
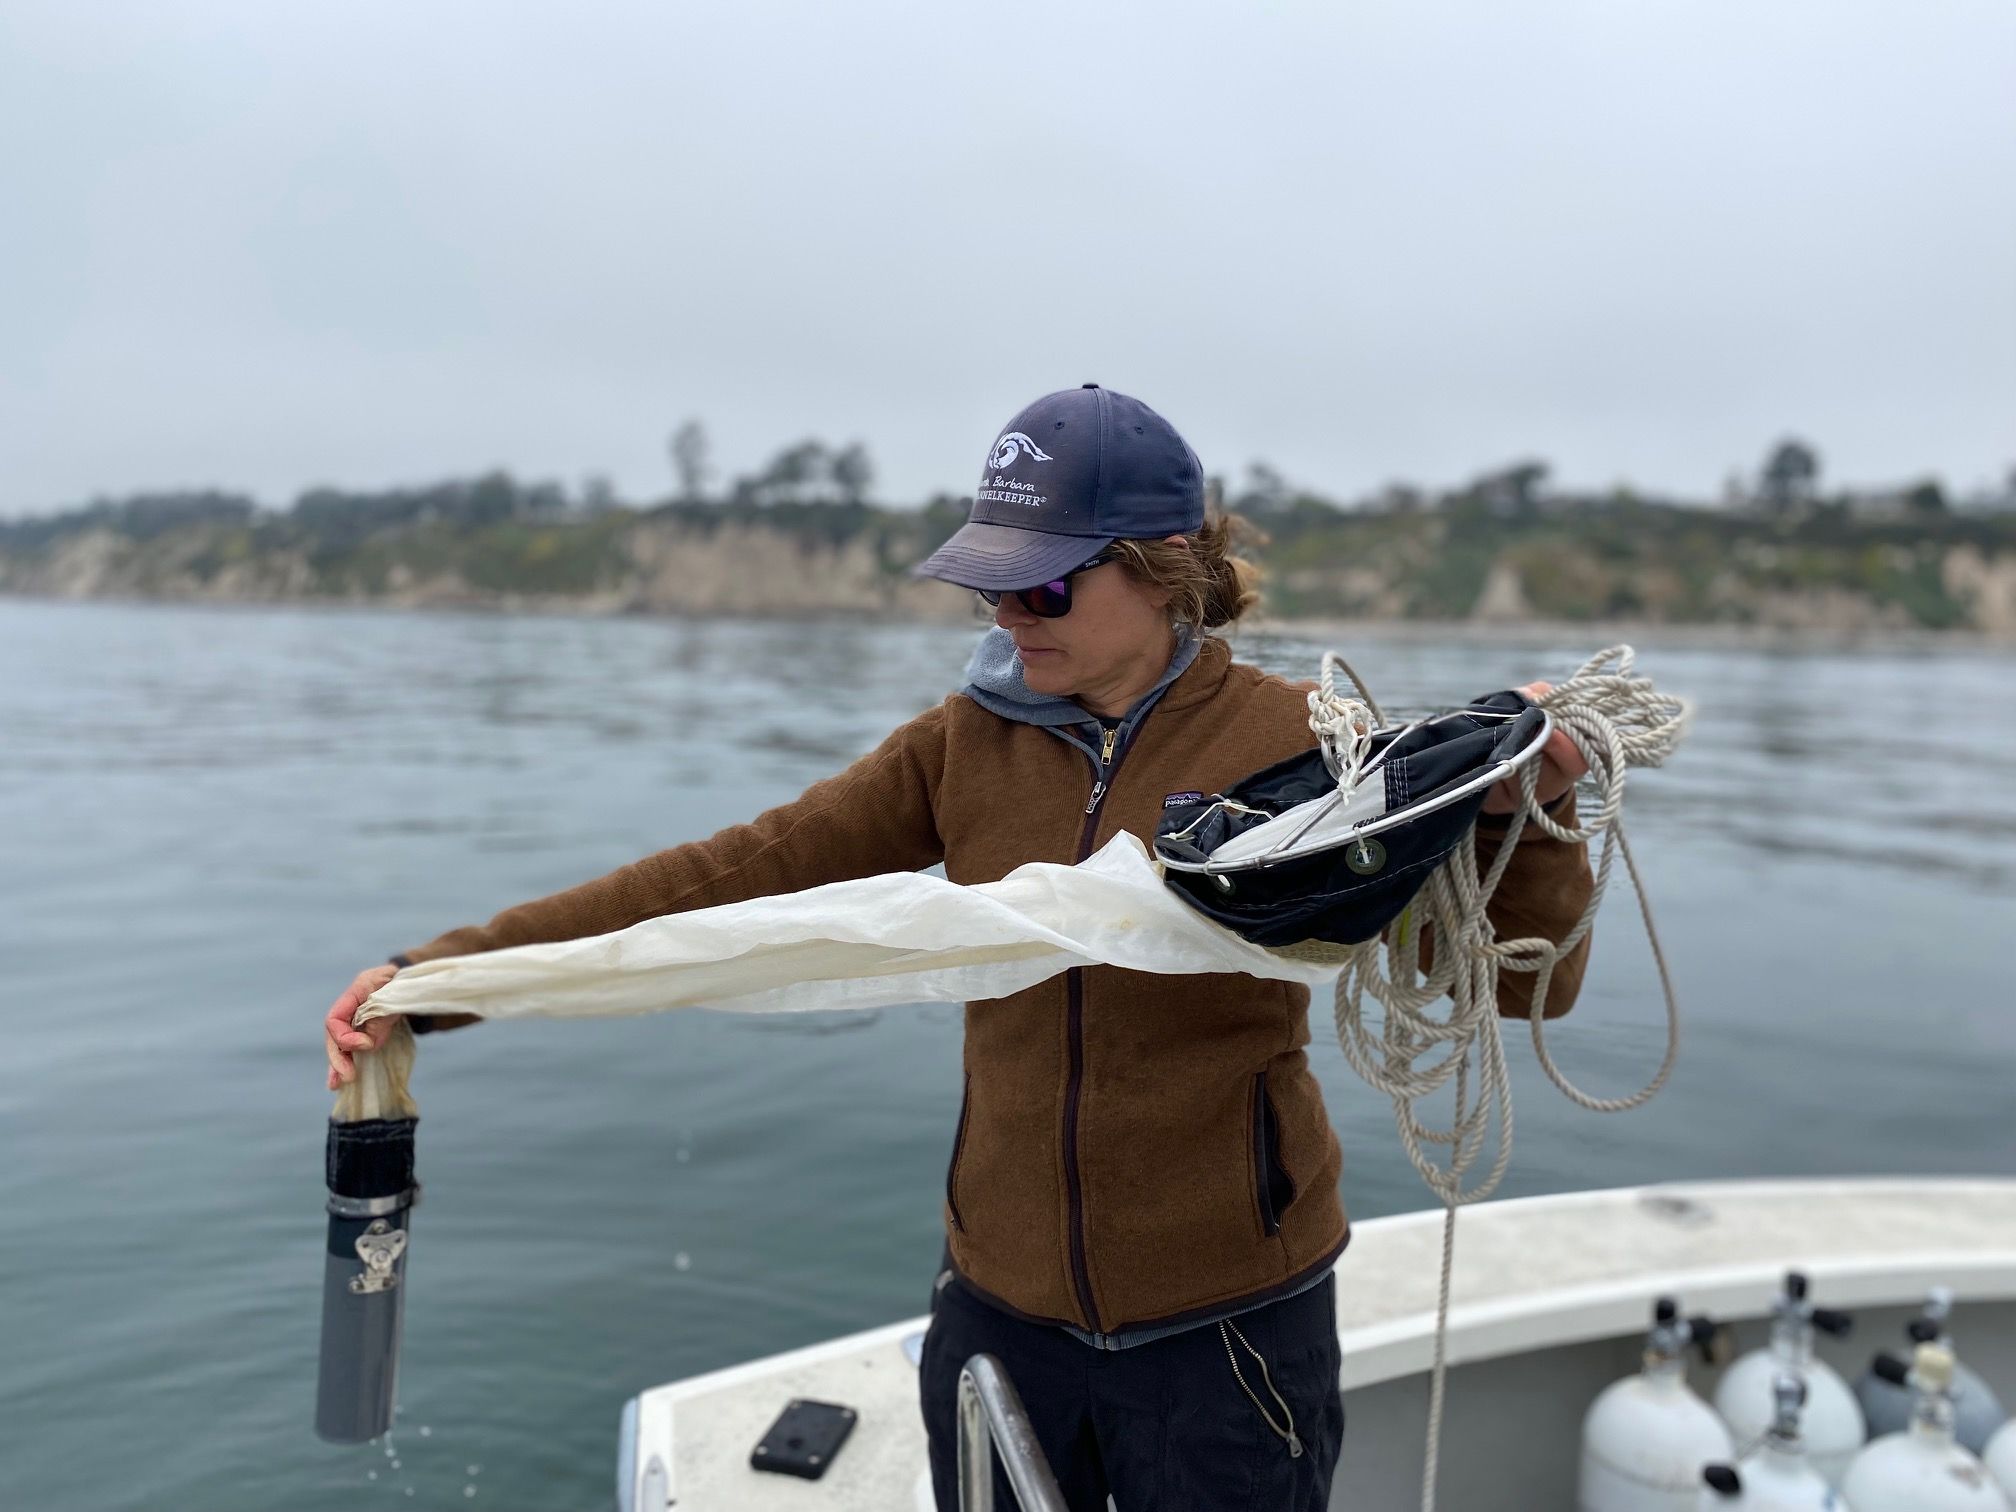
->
xmin=315 ymin=1199 xmax=417 ymax=1443
xmin=315 ymin=1114 xmax=421 ymax=1445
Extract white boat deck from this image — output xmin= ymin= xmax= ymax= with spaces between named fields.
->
xmin=620 ymin=1177 xmax=2016 ymax=1510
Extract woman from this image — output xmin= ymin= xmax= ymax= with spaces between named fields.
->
xmin=324 ymin=383 xmax=1594 ymax=1510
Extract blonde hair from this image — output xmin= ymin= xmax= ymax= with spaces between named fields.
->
xmin=1109 ymin=509 xmax=1268 ymax=631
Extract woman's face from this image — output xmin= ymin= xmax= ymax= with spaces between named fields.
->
xmin=992 ymin=543 xmax=1179 ymax=706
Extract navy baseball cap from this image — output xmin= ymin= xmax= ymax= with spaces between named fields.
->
xmin=913 ymin=383 xmax=1206 ymax=591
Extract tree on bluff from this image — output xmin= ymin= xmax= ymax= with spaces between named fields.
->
xmin=289 ymin=472 xmax=565 ymax=543
xmin=1903 ymin=479 xmax=1949 ymax=518
xmin=1760 ymin=438 xmax=1821 ymax=516
xmin=1467 ymin=459 xmax=1552 ymax=517
xmin=0 ymin=490 xmax=258 ymax=550
xmin=830 ymin=441 xmax=874 ymax=506
xmin=669 ymin=418 xmax=711 ymax=505
xmin=727 ymin=438 xmax=877 ymax=508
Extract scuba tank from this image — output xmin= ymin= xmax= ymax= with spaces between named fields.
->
xmin=1714 ymin=1272 xmax=1859 ymax=1486
xmin=1581 ymin=1297 xmax=1735 ymax=1512
xmin=1838 ymin=1344 xmax=2012 ymax=1512
xmin=1853 ymin=1288 xmax=2007 ymax=1453
xmin=1697 ymin=1374 xmax=1847 ymax=1511
xmin=1982 ymin=1419 xmax=2016 ymax=1505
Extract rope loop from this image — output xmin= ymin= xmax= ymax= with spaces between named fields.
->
xmin=1307 ymin=651 xmax=1383 ymax=792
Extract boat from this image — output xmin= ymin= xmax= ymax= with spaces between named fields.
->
xmin=615 ymin=1176 xmax=2016 ymax=1510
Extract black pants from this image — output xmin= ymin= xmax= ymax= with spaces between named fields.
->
xmin=918 ymin=1268 xmax=1345 ymax=1511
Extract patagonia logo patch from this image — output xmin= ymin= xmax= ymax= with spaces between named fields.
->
xmin=1163 ymin=790 xmax=1206 ymax=808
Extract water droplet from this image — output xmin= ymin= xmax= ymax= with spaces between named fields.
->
xmin=404 ymin=1489 xmax=415 ymax=1498
xmin=418 ymin=1425 xmax=432 ymax=1437
xmin=466 ymin=1465 xmax=481 ymax=1476
xmin=464 ymin=1487 xmax=477 ymax=1499
xmin=367 ymin=1471 xmax=378 ymax=1482
xmin=675 ymin=1148 xmax=690 ymax=1163
xmin=390 ymin=1460 xmax=401 ymax=1470
xmin=385 ymin=1446 xmax=397 ymax=1459
xmin=674 ymin=1251 xmax=691 ymax=1271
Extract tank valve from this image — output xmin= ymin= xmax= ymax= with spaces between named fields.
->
xmin=1770 ymin=1371 xmax=1809 ymax=1439
xmin=1810 ymin=1306 xmax=1854 ymax=1338
xmin=1689 ymin=1313 xmax=1733 ymax=1366
xmin=1871 ymin=1352 xmax=1911 ymax=1388
xmin=1701 ymin=1463 xmax=1743 ymax=1498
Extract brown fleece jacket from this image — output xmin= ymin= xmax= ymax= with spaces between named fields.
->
xmin=391 ymin=636 xmax=1593 ymax=1335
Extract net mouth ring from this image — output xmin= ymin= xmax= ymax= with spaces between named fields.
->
xmin=1157 ymin=708 xmax=1553 ymax=877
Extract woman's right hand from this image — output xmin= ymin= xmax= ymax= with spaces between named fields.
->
xmin=324 ymin=963 xmax=401 ymax=1090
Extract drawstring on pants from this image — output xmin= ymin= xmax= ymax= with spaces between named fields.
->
xmin=1219 ymin=1318 xmax=1303 ymax=1458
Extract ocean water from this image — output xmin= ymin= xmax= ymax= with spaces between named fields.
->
xmin=3 ymin=598 xmax=2012 ymax=1510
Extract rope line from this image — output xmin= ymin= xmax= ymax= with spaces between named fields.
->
xmin=1303 ymin=645 xmax=1691 ymax=1511
xmin=1307 ymin=651 xmax=1386 ymax=796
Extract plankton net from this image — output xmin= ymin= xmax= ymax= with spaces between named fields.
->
xmin=319 ymin=644 xmax=1691 ymax=1512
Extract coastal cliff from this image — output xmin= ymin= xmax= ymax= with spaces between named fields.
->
xmin=5 ymin=485 xmax=2015 ymax=637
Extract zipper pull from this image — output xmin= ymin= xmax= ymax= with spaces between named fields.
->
xmin=1100 ymin=726 xmax=1118 ymax=764
xmin=1084 ymin=780 xmax=1106 ymax=815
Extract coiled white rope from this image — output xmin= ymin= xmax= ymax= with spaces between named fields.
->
xmin=1315 ymin=645 xmax=1692 ymax=1511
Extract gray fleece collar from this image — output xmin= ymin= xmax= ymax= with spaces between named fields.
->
xmin=960 ymin=624 xmax=1202 ymax=731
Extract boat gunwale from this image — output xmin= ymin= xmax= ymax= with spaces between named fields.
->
xmin=621 ymin=1176 xmax=2016 ymax=1507
xmin=632 ymin=1176 xmax=2016 ymax=1402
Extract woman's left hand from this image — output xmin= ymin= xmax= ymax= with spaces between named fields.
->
xmin=1480 ymin=681 xmax=1588 ymax=815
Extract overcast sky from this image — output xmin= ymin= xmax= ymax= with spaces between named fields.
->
xmin=2 ymin=1 xmax=2012 ymax=519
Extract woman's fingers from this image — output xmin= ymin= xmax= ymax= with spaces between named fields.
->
xmin=1483 ymin=773 xmax=1525 ymax=813
xmin=322 ymin=964 xmax=401 ymax=1087
xmin=325 ymin=996 xmax=357 ymax=1081
xmin=1545 ymin=725 xmax=1590 ymax=781
xmin=340 ymin=967 xmax=398 ymax=1045
xmin=324 ymin=992 xmax=367 ymax=1075
xmin=1525 ymin=681 xmax=1589 ymax=792
xmin=1483 ymin=679 xmax=1586 ymax=812
xmin=332 ymin=1003 xmax=373 ymax=1050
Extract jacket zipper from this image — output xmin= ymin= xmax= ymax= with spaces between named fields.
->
xmin=1083 ymin=724 xmax=1118 ymax=814
xmin=1063 ymin=720 xmax=1124 ymax=1337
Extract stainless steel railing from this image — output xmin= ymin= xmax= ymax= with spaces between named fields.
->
xmin=957 ymin=1353 xmax=1069 ymax=1512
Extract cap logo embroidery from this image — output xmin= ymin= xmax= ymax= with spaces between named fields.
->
xmin=989 ymin=431 xmax=1054 ymax=470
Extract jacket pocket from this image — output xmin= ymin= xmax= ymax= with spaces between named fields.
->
xmin=1251 ymin=1071 xmax=1298 ymax=1237
xmin=946 ymin=1073 xmax=973 ymax=1232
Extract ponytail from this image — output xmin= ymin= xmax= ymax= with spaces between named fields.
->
xmin=1110 ymin=509 xmax=1269 ymax=632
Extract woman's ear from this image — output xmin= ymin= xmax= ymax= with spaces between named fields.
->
xmin=1132 ymin=569 xmax=1175 ymax=613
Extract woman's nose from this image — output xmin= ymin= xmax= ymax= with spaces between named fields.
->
xmin=993 ymin=595 xmax=1034 ymax=630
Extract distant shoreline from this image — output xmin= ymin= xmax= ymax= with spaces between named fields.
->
xmin=8 ymin=587 xmax=2012 ymax=654
xmin=1245 ymin=613 xmax=2016 ymax=654
xmin=9 ymin=488 xmax=2014 ymax=638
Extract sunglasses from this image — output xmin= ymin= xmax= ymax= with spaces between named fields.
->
xmin=976 ymin=549 xmax=1122 ymax=619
